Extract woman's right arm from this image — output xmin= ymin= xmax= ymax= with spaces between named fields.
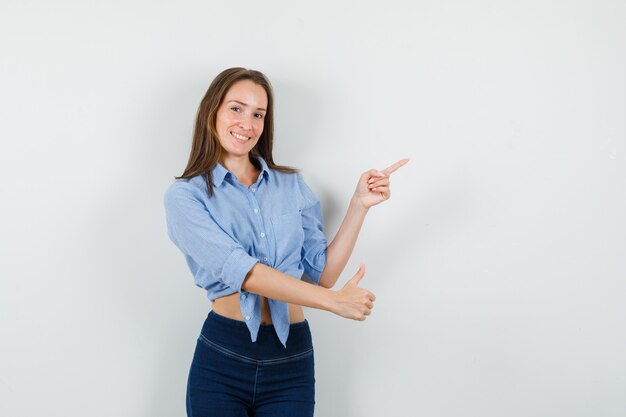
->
xmin=242 ymin=262 xmax=375 ymax=321
xmin=164 ymin=181 xmax=375 ymax=321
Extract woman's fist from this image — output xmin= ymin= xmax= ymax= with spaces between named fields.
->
xmin=331 ymin=264 xmax=376 ymax=321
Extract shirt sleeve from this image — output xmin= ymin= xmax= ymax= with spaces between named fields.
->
xmin=296 ymin=174 xmax=328 ymax=285
xmin=163 ymin=181 xmax=259 ymax=293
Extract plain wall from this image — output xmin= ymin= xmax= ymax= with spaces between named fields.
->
xmin=1 ymin=1 xmax=625 ymax=416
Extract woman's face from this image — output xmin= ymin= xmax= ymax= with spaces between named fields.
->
xmin=215 ymin=79 xmax=268 ymax=160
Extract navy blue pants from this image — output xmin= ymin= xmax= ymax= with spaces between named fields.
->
xmin=186 ymin=310 xmax=316 ymax=417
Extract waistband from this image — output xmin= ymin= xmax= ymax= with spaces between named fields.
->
xmin=200 ymin=310 xmax=313 ymax=360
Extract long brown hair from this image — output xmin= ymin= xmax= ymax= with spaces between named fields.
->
xmin=175 ymin=67 xmax=299 ymax=197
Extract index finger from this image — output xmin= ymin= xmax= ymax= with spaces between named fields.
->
xmin=382 ymin=158 xmax=410 ymax=175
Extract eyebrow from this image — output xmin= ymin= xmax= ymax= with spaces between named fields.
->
xmin=228 ymin=100 xmax=266 ymax=112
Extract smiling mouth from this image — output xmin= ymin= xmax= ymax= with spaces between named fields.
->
xmin=231 ymin=131 xmax=251 ymax=141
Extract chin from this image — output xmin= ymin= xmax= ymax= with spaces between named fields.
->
xmin=224 ymin=147 xmax=253 ymax=158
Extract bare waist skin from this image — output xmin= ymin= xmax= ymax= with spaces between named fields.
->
xmin=212 ymin=293 xmax=305 ymax=324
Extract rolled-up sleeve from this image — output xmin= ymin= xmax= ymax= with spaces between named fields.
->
xmin=296 ymin=174 xmax=327 ymax=285
xmin=163 ymin=181 xmax=258 ymax=292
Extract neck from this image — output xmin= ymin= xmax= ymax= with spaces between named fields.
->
xmin=220 ymin=154 xmax=260 ymax=185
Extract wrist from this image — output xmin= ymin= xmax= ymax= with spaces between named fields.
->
xmin=321 ymin=288 xmax=339 ymax=314
xmin=351 ymin=193 xmax=370 ymax=213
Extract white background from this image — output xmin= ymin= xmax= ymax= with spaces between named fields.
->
xmin=1 ymin=1 xmax=625 ymax=416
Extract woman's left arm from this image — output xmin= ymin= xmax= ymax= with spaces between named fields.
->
xmin=318 ymin=158 xmax=409 ymax=288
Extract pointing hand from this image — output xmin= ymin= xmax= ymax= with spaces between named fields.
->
xmin=355 ymin=158 xmax=410 ymax=209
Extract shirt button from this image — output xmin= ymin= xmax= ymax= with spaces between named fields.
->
xmin=241 ymin=294 xmax=247 ymax=300
xmin=253 ymin=208 xmax=259 ymax=214
xmin=263 ymin=257 xmax=269 ymax=262
xmin=260 ymin=232 xmax=265 ymax=238
xmin=251 ymin=187 xmax=256 ymax=192
xmin=245 ymin=315 xmax=251 ymax=321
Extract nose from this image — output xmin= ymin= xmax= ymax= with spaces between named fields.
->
xmin=238 ymin=115 xmax=255 ymax=131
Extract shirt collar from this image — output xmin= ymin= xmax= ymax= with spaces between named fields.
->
xmin=211 ymin=156 xmax=271 ymax=187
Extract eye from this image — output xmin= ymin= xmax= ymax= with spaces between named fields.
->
xmin=230 ymin=106 xmax=241 ymax=112
xmin=255 ymin=113 xmax=265 ymax=119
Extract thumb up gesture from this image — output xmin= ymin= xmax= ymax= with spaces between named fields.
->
xmin=331 ymin=264 xmax=376 ymax=321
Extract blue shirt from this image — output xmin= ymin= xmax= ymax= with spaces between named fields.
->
xmin=163 ymin=156 xmax=327 ymax=347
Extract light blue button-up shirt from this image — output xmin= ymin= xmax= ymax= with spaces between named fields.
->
xmin=163 ymin=156 xmax=327 ymax=347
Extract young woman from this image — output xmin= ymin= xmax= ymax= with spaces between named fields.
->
xmin=164 ymin=67 xmax=408 ymax=417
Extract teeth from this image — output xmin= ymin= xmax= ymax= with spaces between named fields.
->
xmin=231 ymin=132 xmax=250 ymax=141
